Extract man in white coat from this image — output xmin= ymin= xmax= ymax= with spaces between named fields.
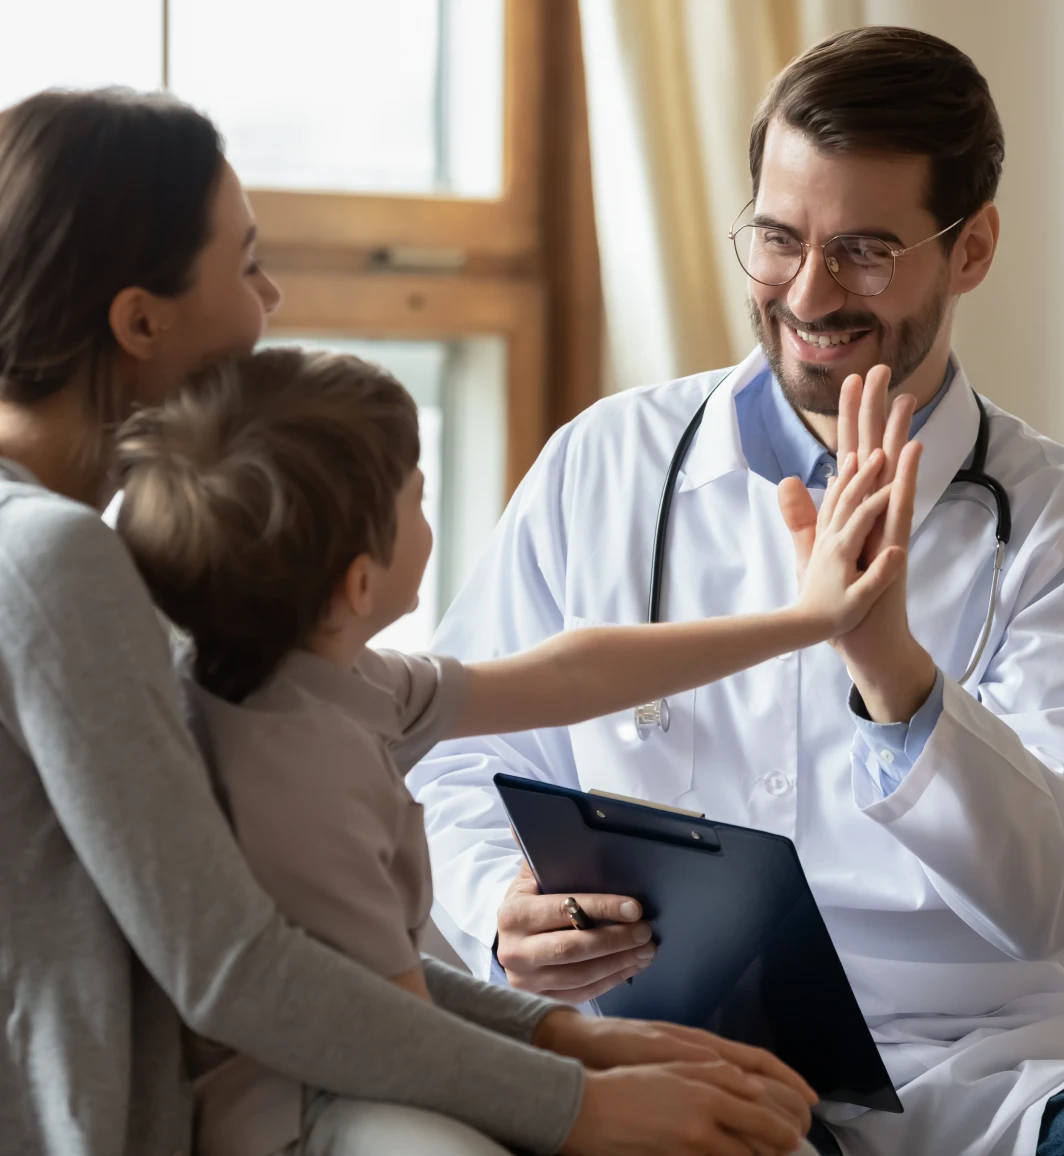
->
xmin=410 ymin=25 xmax=1064 ymax=1156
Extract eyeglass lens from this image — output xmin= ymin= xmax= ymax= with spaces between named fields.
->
xmin=733 ymin=225 xmax=895 ymax=296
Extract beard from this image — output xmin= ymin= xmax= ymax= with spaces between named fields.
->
xmin=749 ymin=270 xmax=950 ymax=416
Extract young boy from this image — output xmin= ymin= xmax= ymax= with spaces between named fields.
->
xmin=115 ymin=347 xmax=903 ymax=1156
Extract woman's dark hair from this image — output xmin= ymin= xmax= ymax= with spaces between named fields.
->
xmin=0 ymin=88 xmax=224 ymax=415
xmin=750 ymin=26 xmax=1005 ymax=247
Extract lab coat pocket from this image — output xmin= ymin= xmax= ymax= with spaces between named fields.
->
xmin=562 ymin=614 xmax=697 ymax=805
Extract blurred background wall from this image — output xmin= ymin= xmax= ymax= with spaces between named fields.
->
xmin=5 ymin=0 xmax=1061 ymax=648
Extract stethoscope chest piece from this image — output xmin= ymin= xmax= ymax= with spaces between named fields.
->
xmin=634 ymin=698 xmax=670 ymax=741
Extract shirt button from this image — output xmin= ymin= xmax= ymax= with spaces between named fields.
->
xmin=879 ymin=749 xmax=896 ymax=764
xmin=819 ymin=461 xmax=836 ymax=479
xmin=762 ymin=772 xmax=791 ymax=796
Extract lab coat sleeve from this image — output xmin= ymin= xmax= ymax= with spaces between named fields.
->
xmin=408 ymin=426 xmax=584 ymax=980
xmin=849 ymin=671 xmax=945 ymax=796
xmin=851 ymin=561 xmax=1064 ymax=962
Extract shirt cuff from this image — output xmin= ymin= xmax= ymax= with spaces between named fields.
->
xmin=848 ymin=669 xmax=945 ymax=796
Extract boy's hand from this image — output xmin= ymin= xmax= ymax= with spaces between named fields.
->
xmin=787 ymin=443 xmax=915 ymax=638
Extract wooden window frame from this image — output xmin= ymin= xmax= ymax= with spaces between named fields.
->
xmin=253 ymin=0 xmax=600 ymax=494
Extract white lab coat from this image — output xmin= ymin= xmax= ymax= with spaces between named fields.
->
xmin=410 ymin=347 xmax=1064 ymax=1156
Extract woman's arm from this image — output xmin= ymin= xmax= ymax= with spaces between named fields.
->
xmin=450 ymin=450 xmax=902 ymax=739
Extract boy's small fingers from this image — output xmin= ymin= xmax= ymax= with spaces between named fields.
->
xmin=830 ymin=457 xmax=888 ymax=529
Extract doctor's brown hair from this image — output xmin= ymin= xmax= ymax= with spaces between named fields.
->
xmin=749 ymin=26 xmax=1004 ymax=247
xmin=115 ymin=347 xmax=420 ymax=703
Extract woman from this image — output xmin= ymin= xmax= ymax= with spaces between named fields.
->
xmin=0 ymin=88 xmax=816 ymax=1156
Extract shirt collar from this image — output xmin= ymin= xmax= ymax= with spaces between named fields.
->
xmin=678 ymin=346 xmax=981 ymax=536
xmin=759 ymin=359 xmax=956 ymax=490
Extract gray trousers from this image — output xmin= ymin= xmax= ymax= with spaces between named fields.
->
xmin=290 ymin=1094 xmax=821 ymax=1156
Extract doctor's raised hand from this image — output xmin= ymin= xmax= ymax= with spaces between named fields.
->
xmin=492 ymin=446 xmax=906 ymax=1005
xmin=779 ymin=365 xmax=932 ymax=723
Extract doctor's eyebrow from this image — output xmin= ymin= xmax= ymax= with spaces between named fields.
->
xmin=242 ymin=224 xmax=258 ymax=250
xmin=750 ymin=214 xmax=904 ymax=246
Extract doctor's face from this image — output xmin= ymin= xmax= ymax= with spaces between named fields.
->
xmin=747 ymin=122 xmax=958 ymax=415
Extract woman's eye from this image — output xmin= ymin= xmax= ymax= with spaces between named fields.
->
xmin=245 ymin=259 xmax=263 ymax=276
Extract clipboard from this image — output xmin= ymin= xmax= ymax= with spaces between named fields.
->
xmin=494 ymin=772 xmax=902 ymax=1113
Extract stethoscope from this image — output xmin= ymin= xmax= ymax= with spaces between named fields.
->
xmin=633 ymin=375 xmax=1012 ymax=740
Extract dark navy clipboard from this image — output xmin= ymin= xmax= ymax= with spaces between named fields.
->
xmin=494 ymin=772 xmax=902 ymax=1113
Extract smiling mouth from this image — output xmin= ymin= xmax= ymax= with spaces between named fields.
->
xmin=789 ymin=324 xmax=872 ymax=349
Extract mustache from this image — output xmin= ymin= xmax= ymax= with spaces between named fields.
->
xmin=763 ymin=299 xmax=879 ymax=333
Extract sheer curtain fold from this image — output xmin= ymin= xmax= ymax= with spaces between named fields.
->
xmin=580 ymin=0 xmax=858 ymax=392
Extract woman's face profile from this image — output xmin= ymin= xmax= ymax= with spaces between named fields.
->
xmin=147 ymin=160 xmax=282 ymax=398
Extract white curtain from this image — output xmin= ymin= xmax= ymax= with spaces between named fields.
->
xmin=580 ymin=0 xmax=1064 ymax=442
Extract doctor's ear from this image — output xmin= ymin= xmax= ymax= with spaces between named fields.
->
xmin=951 ymin=203 xmax=999 ymax=296
xmin=108 ymin=287 xmax=174 ymax=363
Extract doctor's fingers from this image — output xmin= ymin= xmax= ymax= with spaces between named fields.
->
xmin=879 ymin=441 xmax=922 ymax=549
xmin=500 ymin=926 xmax=656 ymax=979
xmin=500 ymin=889 xmax=645 ymax=934
xmin=856 ymin=364 xmax=893 ymax=466
xmin=836 ymin=374 xmax=864 ymax=462
xmin=508 ymin=949 xmax=652 ymax=999
xmin=539 ymin=961 xmax=651 ymax=1004
xmin=878 ymin=392 xmax=918 ymax=485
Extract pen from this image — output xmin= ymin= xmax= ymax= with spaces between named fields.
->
xmin=564 ymin=896 xmax=634 ymax=984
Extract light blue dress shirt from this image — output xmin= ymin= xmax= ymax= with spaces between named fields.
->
xmin=735 ymin=367 xmax=951 ymax=796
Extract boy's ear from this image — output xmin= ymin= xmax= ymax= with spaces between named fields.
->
xmin=341 ymin=554 xmax=376 ymax=618
xmin=108 ymin=287 xmax=173 ymax=362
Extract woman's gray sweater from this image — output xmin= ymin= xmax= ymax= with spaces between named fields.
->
xmin=0 ymin=463 xmax=583 ymax=1156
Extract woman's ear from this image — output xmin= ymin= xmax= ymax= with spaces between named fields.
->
xmin=108 ymin=287 xmax=173 ymax=362
xmin=340 ymin=554 xmax=376 ymax=619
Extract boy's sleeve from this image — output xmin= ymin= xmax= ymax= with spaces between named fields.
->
xmin=370 ymin=649 xmax=470 ymax=773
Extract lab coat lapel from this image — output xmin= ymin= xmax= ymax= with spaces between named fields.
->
xmin=677 ymin=346 xmax=767 ymax=493
xmin=909 ymin=358 xmax=981 ymax=535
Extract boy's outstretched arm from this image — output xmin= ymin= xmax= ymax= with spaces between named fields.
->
xmin=448 ymin=443 xmax=916 ymax=740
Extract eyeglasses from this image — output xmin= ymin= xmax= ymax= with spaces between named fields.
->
xmin=728 ymin=200 xmax=964 ymax=297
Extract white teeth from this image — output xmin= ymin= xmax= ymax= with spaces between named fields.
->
xmin=794 ymin=327 xmax=855 ymax=347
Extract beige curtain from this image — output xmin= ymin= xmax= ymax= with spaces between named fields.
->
xmin=580 ymin=0 xmax=1064 ymax=441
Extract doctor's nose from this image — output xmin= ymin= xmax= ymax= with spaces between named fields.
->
xmin=787 ymin=246 xmax=848 ymax=323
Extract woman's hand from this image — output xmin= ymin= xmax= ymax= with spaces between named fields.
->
xmin=561 ymin=1062 xmax=809 ymax=1156
xmin=533 ymin=1010 xmax=816 ymax=1108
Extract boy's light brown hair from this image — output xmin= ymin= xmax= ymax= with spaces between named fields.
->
xmin=116 ymin=347 xmax=420 ymax=702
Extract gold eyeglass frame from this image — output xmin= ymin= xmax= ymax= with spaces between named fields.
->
xmin=728 ymin=199 xmax=964 ymax=297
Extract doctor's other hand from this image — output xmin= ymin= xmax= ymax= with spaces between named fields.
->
xmin=561 ymin=1062 xmax=809 ymax=1156
xmin=496 ymin=861 xmax=656 ymax=1001
xmin=787 ymin=445 xmax=907 ymax=637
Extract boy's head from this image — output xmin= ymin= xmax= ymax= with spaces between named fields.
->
xmin=116 ymin=346 xmax=427 ymax=702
